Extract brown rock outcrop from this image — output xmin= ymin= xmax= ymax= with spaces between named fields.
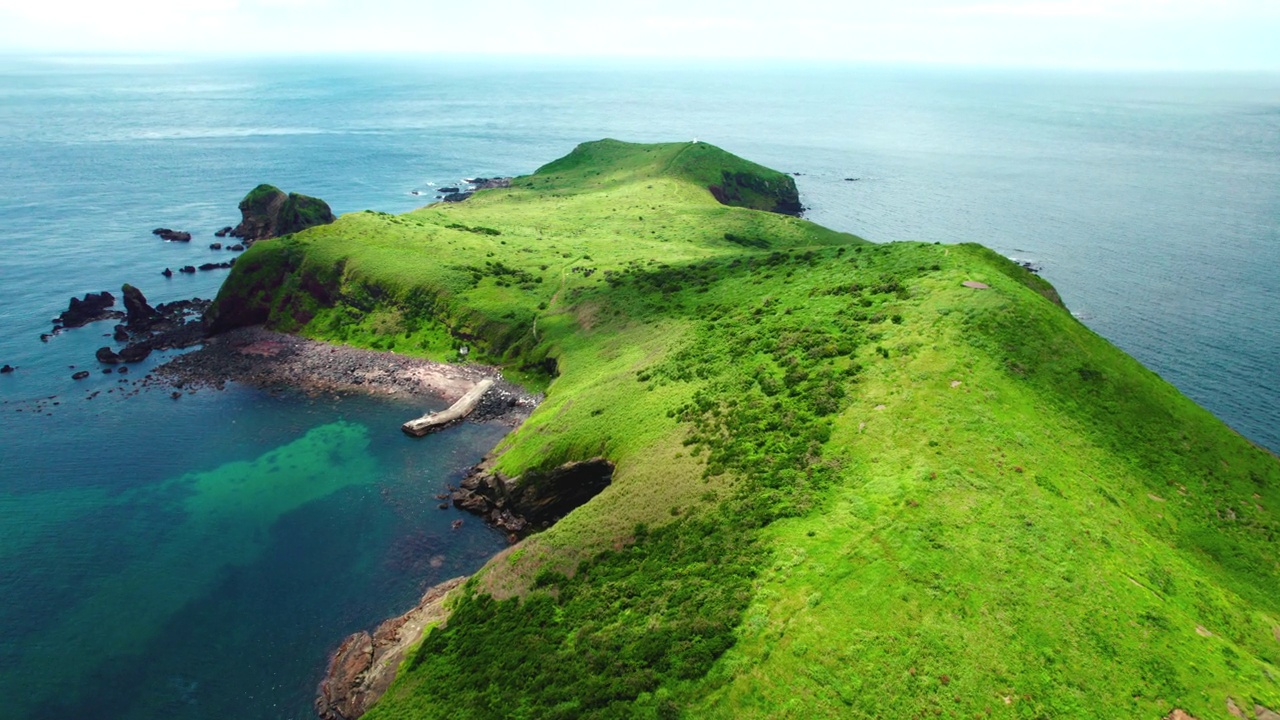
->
xmin=316 ymin=576 xmax=467 ymax=720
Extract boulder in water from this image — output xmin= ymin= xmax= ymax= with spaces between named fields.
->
xmin=122 ymin=284 xmax=159 ymax=329
xmin=152 ymin=228 xmax=192 ymax=242
xmin=118 ymin=344 xmax=152 ymax=363
xmin=58 ymin=291 xmax=118 ymax=328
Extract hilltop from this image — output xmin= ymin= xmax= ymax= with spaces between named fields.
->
xmin=209 ymin=139 xmax=1279 ymax=719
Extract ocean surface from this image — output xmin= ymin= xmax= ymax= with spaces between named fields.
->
xmin=0 ymin=56 xmax=1277 ymax=719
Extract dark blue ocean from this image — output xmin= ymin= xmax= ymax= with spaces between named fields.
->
xmin=0 ymin=56 xmax=1277 ymax=719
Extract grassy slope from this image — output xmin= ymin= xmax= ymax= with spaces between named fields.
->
xmin=210 ymin=140 xmax=1279 ymax=719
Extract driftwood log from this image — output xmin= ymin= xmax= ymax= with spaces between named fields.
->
xmin=401 ymin=377 xmax=494 ymax=436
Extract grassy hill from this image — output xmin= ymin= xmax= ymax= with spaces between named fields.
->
xmin=210 ymin=140 xmax=1279 ymax=719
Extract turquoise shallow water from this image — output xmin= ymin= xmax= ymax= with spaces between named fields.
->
xmin=0 ymin=57 xmax=1277 ymax=719
xmin=2 ymin=384 xmax=510 ymax=720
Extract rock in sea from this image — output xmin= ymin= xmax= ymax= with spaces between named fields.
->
xmin=229 ymin=184 xmax=335 ymax=242
xmin=152 ymin=228 xmax=192 ymax=242
xmin=122 ymin=284 xmax=159 ymax=329
xmin=58 ymin=291 xmax=118 ymax=328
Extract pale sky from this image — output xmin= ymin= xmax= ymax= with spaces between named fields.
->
xmin=1 ymin=0 xmax=1278 ymax=71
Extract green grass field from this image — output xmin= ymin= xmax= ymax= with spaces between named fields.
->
xmin=211 ymin=139 xmax=1279 ymax=719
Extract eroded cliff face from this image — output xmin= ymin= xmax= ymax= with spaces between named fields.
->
xmin=232 ymin=184 xmax=335 ymax=243
xmin=450 ymin=457 xmax=614 ymax=538
xmin=316 ymin=576 xmax=468 ymax=720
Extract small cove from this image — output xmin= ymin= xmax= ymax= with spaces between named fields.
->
xmin=1 ymin=381 xmax=510 ymax=720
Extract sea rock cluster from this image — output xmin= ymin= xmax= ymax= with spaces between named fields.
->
xmin=45 ymin=284 xmax=209 ymax=377
xmin=152 ymin=228 xmax=192 ymax=242
xmin=432 ymin=176 xmax=511 ymax=203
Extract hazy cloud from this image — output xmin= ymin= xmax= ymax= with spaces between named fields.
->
xmin=0 ymin=0 xmax=1276 ymax=70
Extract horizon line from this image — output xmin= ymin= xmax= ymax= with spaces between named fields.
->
xmin=1 ymin=50 xmax=1278 ymax=75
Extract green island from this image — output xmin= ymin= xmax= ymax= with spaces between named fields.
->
xmin=209 ymin=139 xmax=1279 ymax=719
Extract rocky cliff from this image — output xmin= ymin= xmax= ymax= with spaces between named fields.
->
xmin=231 ymin=184 xmax=335 ymax=243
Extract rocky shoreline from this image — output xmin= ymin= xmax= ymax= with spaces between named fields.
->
xmin=152 ymin=326 xmax=540 ymax=426
xmin=316 ymin=576 xmax=468 ymax=720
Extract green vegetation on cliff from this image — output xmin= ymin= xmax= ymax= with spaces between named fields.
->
xmin=210 ymin=140 xmax=1279 ymax=719
xmin=230 ymin=183 xmax=336 ymax=242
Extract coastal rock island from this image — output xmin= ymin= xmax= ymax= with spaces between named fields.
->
xmin=230 ymin=183 xmax=335 ymax=243
xmin=203 ymin=139 xmax=1279 ymax=719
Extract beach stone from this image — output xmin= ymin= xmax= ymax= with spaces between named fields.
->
xmin=95 ymin=347 xmax=123 ymax=364
xmin=1 ymin=364 xmax=14 ymax=373
xmin=71 ymin=370 xmax=90 ymax=380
